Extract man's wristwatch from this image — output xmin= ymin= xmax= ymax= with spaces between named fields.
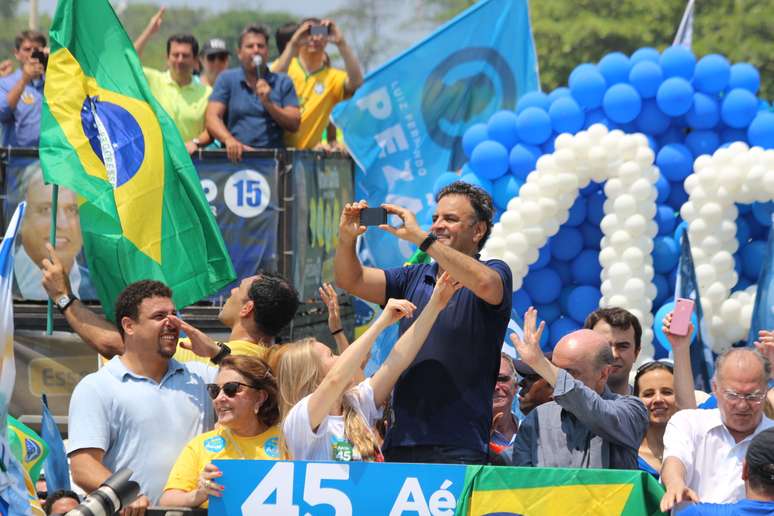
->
xmin=55 ymin=294 xmax=77 ymax=313
xmin=210 ymin=341 xmax=232 ymax=365
xmin=419 ymin=232 xmax=438 ymax=252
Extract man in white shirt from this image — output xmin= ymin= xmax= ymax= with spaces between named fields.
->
xmin=660 ymin=348 xmax=774 ymax=511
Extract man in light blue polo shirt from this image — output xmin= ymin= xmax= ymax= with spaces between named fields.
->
xmin=67 ymin=280 xmax=224 ymax=509
xmin=0 ymin=30 xmax=47 ymax=147
xmin=206 ymin=24 xmax=299 ymax=161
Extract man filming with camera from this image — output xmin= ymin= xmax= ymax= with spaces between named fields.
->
xmin=0 ymin=30 xmax=47 ymax=147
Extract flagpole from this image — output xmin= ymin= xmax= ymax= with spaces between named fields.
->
xmin=46 ymin=185 xmax=59 ymax=335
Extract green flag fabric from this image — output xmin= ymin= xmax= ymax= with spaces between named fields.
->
xmin=457 ymin=466 xmax=666 ymax=516
xmin=7 ymin=416 xmax=48 ymax=484
xmin=40 ymin=0 xmax=235 ymax=319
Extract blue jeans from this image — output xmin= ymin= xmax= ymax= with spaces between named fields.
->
xmin=384 ymin=445 xmax=487 ymax=465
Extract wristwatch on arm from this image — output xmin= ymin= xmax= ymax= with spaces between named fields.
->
xmin=55 ymin=293 xmax=77 ymax=313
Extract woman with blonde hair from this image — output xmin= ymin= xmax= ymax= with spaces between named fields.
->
xmin=278 ymin=272 xmax=460 ymax=461
xmin=160 ymin=355 xmax=280 ymax=508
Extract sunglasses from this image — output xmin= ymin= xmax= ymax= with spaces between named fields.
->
xmin=206 ymin=381 xmax=255 ymax=399
xmin=635 ymin=358 xmax=674 ymax=376
xmin=206 ymin=53 xmax=228 ymax=62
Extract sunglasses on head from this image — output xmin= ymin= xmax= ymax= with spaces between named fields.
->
xmin=635 ymin=358 xmax=674 ymax=375
xmin=206 ymin=381 xmax=255 ymax=399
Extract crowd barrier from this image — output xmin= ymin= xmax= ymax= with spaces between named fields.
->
xmin=1 ymin=148 xmax=357 ymax=431
xmin=199 ymin=460 xmax=665 ymax=515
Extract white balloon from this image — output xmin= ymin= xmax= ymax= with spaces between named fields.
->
xmin=622 ymin=247 xmax=645 ymax=268
xmin=613 ymin=194 xmax=637 ymax=218
xmin=505 ymin=232 xmax=529 ymax=255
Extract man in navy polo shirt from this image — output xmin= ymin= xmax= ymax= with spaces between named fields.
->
xmin=206 ymin=24 xmax=299 ymax=161
xmin=335 ymin=181 xmax=512 ymax=464
xmin=0 ymin=30 xmax=47 ymax=147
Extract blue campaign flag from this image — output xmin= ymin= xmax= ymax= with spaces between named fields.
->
xmin=747 ymin=215 xmax=774 ymax=346
xmin=332 ymin=0 xmax=539 ymax=269
xmin=674 ymin=231 xmax=714 ymax=392
xmin=40 ymin=395 xmax=70 ymax=491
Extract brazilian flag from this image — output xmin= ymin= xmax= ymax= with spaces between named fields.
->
xmin=6 ymin=417 xmax=48 ymax=484
xmin=457 ymin=466 xmax=666 ymax=516
xmin=40 ymin=0 xmax=235 ymax=319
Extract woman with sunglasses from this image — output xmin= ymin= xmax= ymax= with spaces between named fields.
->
xmin=276 ymin=272 xmax=460 ymax=461
xmin=159 ymin=355 xmax=280 ymax=508
xmin=634 ymin=312 xmax=696 ymax=478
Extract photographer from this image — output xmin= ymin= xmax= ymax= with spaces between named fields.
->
xmin=0 ymin=30 xmax=47 ymax=147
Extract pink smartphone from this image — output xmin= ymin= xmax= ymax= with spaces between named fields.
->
xmin=670 ymin=298 xmax=695 ymax=336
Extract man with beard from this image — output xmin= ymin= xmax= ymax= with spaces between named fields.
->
xmin=584 ymin=307 xmax=642 ymax=395
xmin=67 ymin=280 xmax=224 ymax=510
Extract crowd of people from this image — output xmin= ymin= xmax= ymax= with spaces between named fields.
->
xmin=0 ymin=10 xmax=363 ymax=155
xmin=21 ymin=179 xmax=773 ymax=515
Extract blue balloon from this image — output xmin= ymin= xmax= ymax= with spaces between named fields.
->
xmin=647 ymin=135 xmax=660 ymax=153
xmin=512 ymin=289 xmax=532 ymax=315
xmin=654 ymin=301 xmax=698 ymax=353
xmin=741 ymin=241 xmax=766 ymax=280
xmin=636 ymin=98 xmax=671 ymax=135
xmin=516 ymin=91 xmax=550 ymax=113
xmin=628 ymin=60 xmax=663 ymax=99
xmin=509 ymin=143 xmax=541 ymax=181
xmin=694 ymin=54 xmax=731 ymax=94
xmin=566 ymin=197 xmax=587 ymax=227
xmin=652 ymin=236 xmax=680 ymax=274
xmin=630 ymin=47 xmax=660 ymax=65
xmin=571 ymin=249 xmax=602 ymax=285
xmin=728 ymin=63 xmax=761 ymax=94
xmin=493 ymin=208 xmax=503 ymax=224
xmin=586 ymin=189 xmax=605 ymax=225
xmin=552 ymin=259 xmax=573 ymax=285
xmin=432 ymin=172 xmax=459 ymax=197
xmin=542 ymin=135 xmax=557 ymax=154
xmin=579 ymin=223 xmax=603 ymax=250
xmin=685 ymin=130 xmax=720 ymax=158
xmin=584 ymin=108 xmax=609 ymax=129
xmin=462 ymin=123 xmax=489 ymax=158
xmin=655 ymin=204 xmax=677 ymax=235
xmin=653 ymin=274 xmax=670 ymax=307
xmin=656 ymin=77 xmax=694 ymax=116
xmin=470 ymin=140 xmax=509 ymax=180
xmin=666 ymin=182 xmax=689 ymax=210
xmin=548 ymin=87 xmax=572 ymax=103
xmin=516 ymin=107 xmax=552 ymax=145
xmin=659 ymin=126 xmax=685 ymax=146
xmin=460 ymin=172 xmax=494 ymax=196
xmin=492 ymin=174 xmax=522 ymax=210
xmin=603 ymin=83 xmax=642 ymax=124
xmin=660 ymin=46 xmax=696 ymax=79
xmin=550 ymin=317 xmax=582 ymax=342
xmin=524 ymin=268 xmax=562 ymax=304
xmin=569 ymin=66 xmax=607 ymax=109
xmin=486 ymin=110 xmax=520 ymax=150
xmin=548 ymin=96 xmax=584 ymax=134
xmin=720 ymin=127 xmax=747 ymax=144
xmin=598 ymin=52 xmax=631 ymax=85
xmin=656 ymin=173 xmax=671 ymax=203
xmin=736 ymin=216 xmax=751 ymax=247
xmin=551 ymin=226 xmax=584 ymax=261
xmin=530 ymin=242 xmax=552 ymax=271
xmin=559 ymin=285 xmax=574 ymax=314
xmin=748 ymin=112 xmax=774 ymax=150
xmin=685 ymin=93 xmax=720 ymax=130
xmin=536 ymin=302 xmax=562 ymax=325
xmin=657 ymin=143 xmax=693 ymax=181
xmin=721 ymin=88 xmax=758 ymax=129
xmin=566 ymin=286 xmax=602 ymax=323
xmin=752 ymin=201 xmax=774 ymax=227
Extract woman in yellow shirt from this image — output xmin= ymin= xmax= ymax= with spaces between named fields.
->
xmin=160 ymin=355 xmax=280 ymax=508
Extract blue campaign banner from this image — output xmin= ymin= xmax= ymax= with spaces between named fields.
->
xmin=209 ymin=460 xmax=467 ymax=516
xmin=332 ymin=0 xmax=539 ymax=269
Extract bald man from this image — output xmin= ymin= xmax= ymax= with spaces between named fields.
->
xmin=660 ymin=348 xmax=774 ymax=511
xmin=510 ymin=308 xmax=648 ymax=469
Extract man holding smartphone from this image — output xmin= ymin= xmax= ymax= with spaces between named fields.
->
xmin=0 ymin=30 xmax=48 ymax=147
xmin=271 ymin=18 xmax=363 ymax=150
xmin=335 ymin=181 xmax=512 ymax=464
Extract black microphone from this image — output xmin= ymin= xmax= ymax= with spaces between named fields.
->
xmin=253 ymin=55 xmax=266 ymax=80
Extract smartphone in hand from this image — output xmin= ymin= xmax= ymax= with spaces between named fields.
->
xmin=359 ymin=207 xmax=387 ymax=226
xmin=670 ymin=298 xmax=695 ymax=336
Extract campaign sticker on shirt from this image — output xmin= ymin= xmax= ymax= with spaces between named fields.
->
xmin=21 ymin=91 xmax=35 ymax=105
xmin=314 ymin=81 xmax=324 ymax=95
xmin=203 ymin=435 xmax=226 ymax=453
xmin=263 ymin=437 xmax=279 ymax=458
xmin=331 ymin=439 xmax=353 ymax=462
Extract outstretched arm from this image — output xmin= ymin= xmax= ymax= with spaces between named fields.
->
xmin=663 ymin=312 xmax=697 ymax=410
xmin=334 ymin=200 xmax=387 ymax=304
xmin=133 ymin=7 xmax=165 ymax=58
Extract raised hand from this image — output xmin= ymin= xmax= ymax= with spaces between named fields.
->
xmin=662 ymin=312 xmax=694 ymax=351
xmin=378 ymin=298 xmax=416 ymax=326
xmin=509 ymin=307 xmax=545 ymax=368
xmin=660 ymin=483 xmax=699 ymax=512
xmin=339 ymin=200 xmax=368 ymax=242
xmin=379 ymin=203 xmax=424 ymax=245
xmin=146 ymin=7 xmax=165 ymax=35
xmin=168 ymin=315 xmax=219 ymax=358
xmin=40 ymin=242 xmax=71 ymax=300
xmin=319 ymin=283 xmax=342 ymax=332
xmin=430 ymin=271 xmax=462 ymax=307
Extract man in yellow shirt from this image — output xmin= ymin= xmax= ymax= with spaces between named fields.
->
xmin=272 ymin=18 xmax=363 ymax=150
xmin=133 ymin=8 xmax=212 ymax=154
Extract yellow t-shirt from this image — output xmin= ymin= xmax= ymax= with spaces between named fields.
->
xmin=143 ymin=67 xmax=211 ymax=142
xmin=173 ymin=338 xmax=270 ymax=364
xmin=285 ymin=58 xmax=348 ymax=149
xmin=164 ymin=425 xmax=281 ymax=507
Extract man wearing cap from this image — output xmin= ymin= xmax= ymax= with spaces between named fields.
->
xmin=678 ymin=428 xmax=774 ymax=515
xmin=200 ymin=38 xmax=230 ymax=88
xmin=660 ymin=348 xmax=774 ymax=511
xmin=133 ymin=8 xmax=212 ymax=154
xmin=514 ymin=352 xmax=555 ymax=416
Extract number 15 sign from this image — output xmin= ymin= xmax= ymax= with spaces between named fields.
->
xmin=209 ymin=460 xmax=466 ymax=516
